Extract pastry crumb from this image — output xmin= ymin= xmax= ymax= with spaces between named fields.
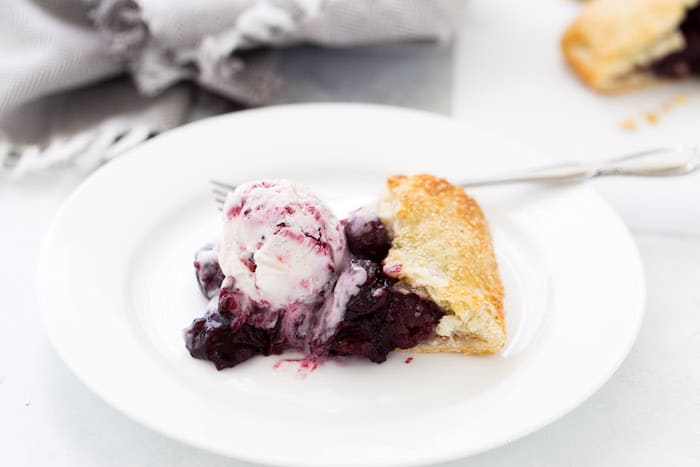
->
xmin=618 ymin=93 xmax=694 ymax=132
xmin=661 ymin=94 xmax=689 ymax=113
xmin=619 ymin=118 xmax=638 ymax=131
xmin=673 ymin=94 xmax=688 ymax=105
xmin=645 ymin=112 xmax=659 ymax=124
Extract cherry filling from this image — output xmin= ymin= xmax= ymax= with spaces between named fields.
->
xmin=185 ymin=308 xmax=280 ymax=370
xmin=325 ymin=260 xmax=443 ymax=363
xmin=651 ymin=5 xmax=700 ymax=78
xmin=344 ymin=212 xmax=390 ymax=260
xmin=186 ymin=212 xmax=444 ymax=369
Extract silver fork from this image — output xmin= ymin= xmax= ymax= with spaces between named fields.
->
xmin=458 ymin=145 xmax=700 ymax=187
xmin=211 ymin=180 xmax=236 ymax=209
xmin=210 ymin=145 xmax=700 ymax=204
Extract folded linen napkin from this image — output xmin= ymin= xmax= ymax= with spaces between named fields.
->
xmin=0 ymin=0 xmax=461 ymax=176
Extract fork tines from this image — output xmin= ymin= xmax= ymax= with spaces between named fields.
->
xmin=210 ymin=179 xmax=237 ymax=208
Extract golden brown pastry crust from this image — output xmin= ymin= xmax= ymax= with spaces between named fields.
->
xmin=562 ymin=0 xmax=699 ymax=92
xmin=378 ymin=174 xmax=505 ymax=355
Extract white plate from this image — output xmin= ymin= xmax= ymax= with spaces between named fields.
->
xmin=38 ymin=104 xmax=645 ymax=467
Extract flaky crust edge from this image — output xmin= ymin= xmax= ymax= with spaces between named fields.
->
xmin=378 ymin=174 xmax=505 ymax=355
xmin=561 ymin=0 xmax=698 ymax=92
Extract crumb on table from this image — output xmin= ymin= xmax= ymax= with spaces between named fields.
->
xmin=645 ymin=112 xmax=659 ymax=124
xmin=618 ymin=93 xmax=693 ymax=132
xmin=673 ymin=94 xmax=688 ymax=105
xmin=619 ymin=118 xmax=637 ymax=131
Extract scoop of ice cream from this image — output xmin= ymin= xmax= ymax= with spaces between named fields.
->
xmin=218 ymin=180 xmax=347 ymax=308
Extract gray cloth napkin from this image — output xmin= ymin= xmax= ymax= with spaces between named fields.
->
xmin=0 ymin=0 xmax=461 ymax=176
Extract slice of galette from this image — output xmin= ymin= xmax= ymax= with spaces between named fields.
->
xmin=379 ymin=174 xmax=505 ymax=355
xmin=562 ymin=0 xmax=700 ymax=92
xmin=185 ymin=175 xmax=505 ymax=369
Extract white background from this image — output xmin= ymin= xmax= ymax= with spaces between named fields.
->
xmin=2 ymin=1 xmax=699 ymax=466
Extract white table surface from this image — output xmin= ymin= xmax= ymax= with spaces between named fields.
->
xmin=2 ymin=1 xmax=699 ymax=466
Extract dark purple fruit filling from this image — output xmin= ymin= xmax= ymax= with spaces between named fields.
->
xmin=344 ymin=211 xmax=390 ymax=261
xmin=325 ymin=260 xmax=444 ymax=363
xmin=651 ymin=5 xmax=700 ymax=78
xmin=185 ymin=285 xmax=286 ymax=370
xmin=186 ymin=210 xmax=444 ymax=369
xmin=194 ymin=244 xmax=225 ymax=299
xmin=185 ymin=310 xmax=274 ymax=370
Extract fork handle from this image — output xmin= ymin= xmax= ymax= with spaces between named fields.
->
xmin=459 ymin=145 xmax=700 ymax=188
